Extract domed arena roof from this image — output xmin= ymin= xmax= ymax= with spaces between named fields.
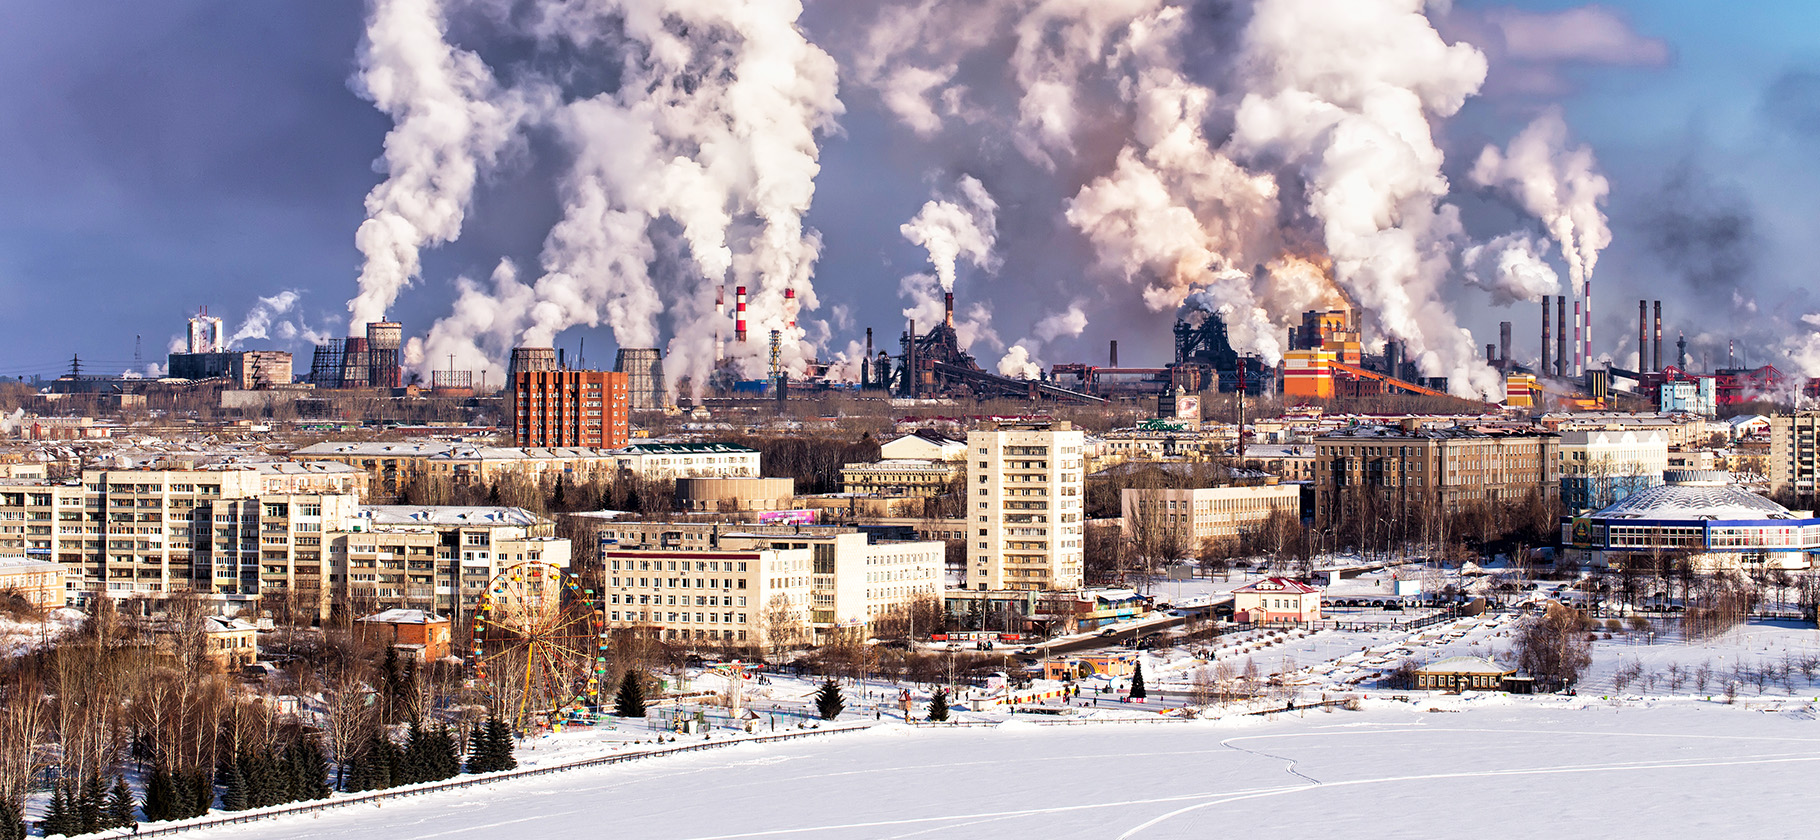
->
xmin=1593 ymin=483 xmax=1800 ymax=521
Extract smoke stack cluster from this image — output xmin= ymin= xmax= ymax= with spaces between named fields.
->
xmin=735 ymin=285 xmax=748 ymax=343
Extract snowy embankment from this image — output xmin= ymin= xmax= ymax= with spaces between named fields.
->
xmin=173 ymin=699 xmax=1820 ymax=840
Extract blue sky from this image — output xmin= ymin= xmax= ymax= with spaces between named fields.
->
xmin=0 ymin=0 xmax=1815 ymax=380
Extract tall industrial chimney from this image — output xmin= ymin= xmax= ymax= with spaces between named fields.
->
xmin=1499 ymin=321 xmax=1511 ymax=371
xmin=863 ymin=327 xmax=873 ymax=388
xmin=1540 ymin=297 xmax=1551 ymax=378
xmin=1653 ymin=301 xmax=1663 ymax=372
xmin=785 ymin=287 xmax=797 ymax=331
xmin=943 ymin=292 xmax=955 ymax=329
xmin=906 ymin=319 xmax=917 ymax=398
xmin=715 ymin=285 xmax=726 ymax=360
xmin=735 ymin=285 xmax=748 ymax=343
xmin=1583 ymin=279 xmax=1593 ymax=375
xmin=1572 ymin=298 xmax=1582 ymax=376
xmin=1487 ymin=343 xmax=1497 ymax=364
xmin=1638 ymin=300 xmax=1648 ymax=374
xmin=1556 ymin=296 xmax=1567 ymax=377
xmin=1110 ymin=340 xmax=1119 ymax=367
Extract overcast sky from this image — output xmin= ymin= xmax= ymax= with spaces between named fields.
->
xmin=1 ymin=0 xmax=1817 ymax=380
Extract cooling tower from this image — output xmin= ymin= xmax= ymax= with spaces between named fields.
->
xmin=614 ymin=348 xmax=667 ymax=411
xmin=340 ymin=337 xmax=371 ymax=389
xmin=506 ymin=346 xmax=558 ymax=383
xmin=365 ymin=321 xmax=403 ymax=389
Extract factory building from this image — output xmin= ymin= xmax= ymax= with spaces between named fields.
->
xmin=966 ymin=420 xmax=1087 ymax=592
xmin=511 ymin=368 xmax=630 ymax=449
xmin=166 ymin=350 xmax=294 ymax=389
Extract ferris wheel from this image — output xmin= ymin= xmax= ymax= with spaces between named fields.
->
xmin=469 ymin=562 xmax=606 ymax=730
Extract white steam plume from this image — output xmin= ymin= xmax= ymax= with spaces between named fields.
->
xmin=1470 ymin=107 xmax=1612 ymax=299
xmin=415 ymin=0 xmax=841 ymax=397
xmin=998 ymin=301 xmax=1088 ymax=379
xmin=227 ymin=291 xmax=301 ymax=348
xmin=900 ymin=175 xmax=999 ymax=292
xmin=1462 ymin=233 xmax=1561 ymax=306
xmin=346 ymin=0 xmax=534 ymax=334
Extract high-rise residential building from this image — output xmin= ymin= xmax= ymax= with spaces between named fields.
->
xmin=1770 ymin=411 xmax=1820 ymax=497
xmin=965 ymin=420 xmax=1086 ymax=592
xmin=512 ymin=369 xmax=630 ymax=449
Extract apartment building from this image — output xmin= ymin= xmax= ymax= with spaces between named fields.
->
xmin=512 ymin=369 xmax=630 ymax=449
xmin=1312 ymin=427 xmax=1559 ymax=528
xmin=966 ymin=420 xmax=1086 ymax=592
xmin=606 ymin=443 xmax=761 ymax=480
xmin=839 ymin=459 xmax=958 ymax=496
xmin=333 ymin=505 xmax=569 ymax=624
xmin=1771 ymin=411 xmax=1820 ymax=497
xmin=602 ymin=546 xmax=811 ymax=647
xmin=1558 ymin=430 xmax=1668 ymax=510
xmin=292 ymin=442 xmax=622 ymax=498
xmin=1121 ymin=483 xmax=1303 ymax=551
xmin=201 ymin=493 xmax=361 ymax=616
xmin=596 ymin=521 xmax=944 ymax=640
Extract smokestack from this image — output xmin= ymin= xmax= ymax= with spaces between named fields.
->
xmin=735 ymin=285 xmax=748 ymax=343
xmin=906 ymin=319 xmax=917 ymax=398
xmin=1653 ymin=301 xmax=1663 ymax=373
xmin=715 ymin=285 xmax=726 ymax=360
xmin=1541 ymin=297 xmax=1551 ymax=379
xmin=864 ymin=327 xmax=873 ymax=388
xmin=943 ymin=291 xmax=955 ymax=329
xmin=1499 ymin=321 xmax=1511 ymax=371
xmin=1729 ymin=339 xmax=1735 ymax=369
xmin=557 ymin=348 xmax=566 ymax=370
xmin=1386 ymin=339 xmax=1402 ymax=380
xmin=1583 ymin=279 xmax=1593 ymax=375
xmin=785 ymin=287 xmax=797 ymax=331
xmin=1110 ymin=340 xmax=1119 ymax=367
xmin=1556 ymin=296 xmax=1567 ymax=377
xmin=1638 ymin=300 xmax=1648 ymax=374
xmin=1573 ymin=298 xmax=1582 ymax=376
xmin=1487 ymin=343 xmax=1496 ymax=363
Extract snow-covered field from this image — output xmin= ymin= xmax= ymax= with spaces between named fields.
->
xmin=179 ymin=698 xmax=1820 ymax=839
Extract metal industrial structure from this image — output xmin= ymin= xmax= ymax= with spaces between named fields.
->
xmin=895 ymin=292 xmax=1104 ymax=403
xmin=306 ymin=321 xmax=405 ymax=390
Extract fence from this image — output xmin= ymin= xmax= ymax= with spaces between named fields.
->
xmin=120 ymin=724 xmax=869 ymax=839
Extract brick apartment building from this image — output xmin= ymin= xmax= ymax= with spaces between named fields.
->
xmin=512 ymin=369 xmax=630 ymax=449
xmin=1312 ymin=426 xmax=1560 ymax=530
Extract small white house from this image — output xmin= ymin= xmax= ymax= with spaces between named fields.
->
xmin=1231 ymin=577 xmax=1322 ymax=624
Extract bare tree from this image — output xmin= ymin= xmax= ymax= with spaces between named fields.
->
xmin=1513 ymin=602 xmax=1594 ymax=691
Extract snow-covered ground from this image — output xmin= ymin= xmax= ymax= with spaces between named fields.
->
xmin=178 ymin=698 xmax=1820 ymax=839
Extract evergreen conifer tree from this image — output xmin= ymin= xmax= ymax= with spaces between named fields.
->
xmin=435 ymin=726 xmax=462 ymax=779
xmin=39 ymin=781 xmax=70 ymax=838
xmin=1130 ymin=663 xmax=1148 ymax=700
xmin=927 ymin=688 xmax=950 ymax=722
xmin=104 ymin=777 xmax=136 ymax=829
xmin=298 ymin=737 xmax=331 ymax=800
xmin=0 ymin=796 xmax=28 ymax=840
xmin=142 ymin=763 xmax=175 ymax=823
xmin=614 ymin=670 xmax=647 ymax=718
xmin=219 ymin=760 xmax=249 ymax=811
xmin=486 ymin=716 xmax=517 ymax=771
xmin=464 ymin=721 xmax=490 ymax=774
xmin=815 ymin=679 xmax=845 ymax=720
xmin=79 ymin=770 xmax=104 ymax=833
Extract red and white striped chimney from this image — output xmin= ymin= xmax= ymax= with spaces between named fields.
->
xmin=943 ymin=291 xmax=954 ymax=329
xmin=1583 ymin=279 xmax=1593 ymax=375
xmin=736 ymin=285 xmax=748 ymax=342
xmin=785 ymin=287 xmax=797 ymax=331
xmin=1573 ymin=297 xmax=1582 ymax=376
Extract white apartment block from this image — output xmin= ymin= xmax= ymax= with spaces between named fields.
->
xmin=1558 ymin=429 xmax=1669 ymax=510
xmin=1771 ymin=412 xmax=1820 ymax=497
xmin=596 ymin=522 xmax=943 ymax=640
xmin=966 ymin=420 xmax=1086 ymax=592
xmin=606 ymin=443 xmax=761 ymax=480
xmin=203 ymin=493 xmax=362 ymax=614
xmin=603 ymin=547 xmax=810 ymax=647
xmin=1121 ymin=484 xmax=1303 ymax=550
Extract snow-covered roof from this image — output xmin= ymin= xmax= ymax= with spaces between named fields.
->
xmin=1417 ymin=656 xmax=1512 ymax=675
xmin=1591 ymin=482 xmax=1799 ymax=521
xmin=1233 ymin=577 xmax=1320 ymax=594
xmin=361 ymin=505 xmax=541 ymax=527
xmin=358 ymin=609 xmax=448 ymax=625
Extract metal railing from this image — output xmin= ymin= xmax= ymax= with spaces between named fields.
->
xmin=114 ymin=724 xmax=869 ymax=839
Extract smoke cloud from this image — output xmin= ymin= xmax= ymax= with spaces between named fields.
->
xmin=1471 ymin=107 xmax=1612 ymax=301
xmin=227 ymin=290 xmax=302 ymax=348
xmin=1462 ymin=234 xmax=1561 ymax=306
xmin=346 ymin=0 xmax=533 ymax=334
xmin=900 ymin=175 xmax=999 ymax=292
